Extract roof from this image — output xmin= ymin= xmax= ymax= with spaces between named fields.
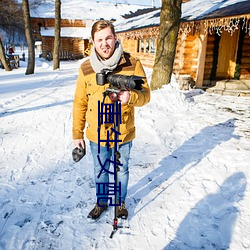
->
xmin=30 ymin=0 xmax=151 ymax=20
xmin=194 ymin=1 xmax=250 ymax=20
xmin=115 ymin=8 xmax=160 ymax=33
xmin=40 ymin=27 xmax=91 ymax=39
xmin=182 ymin=0 xmax=250 ymax=21
xmin=114 ymin=0 xmax=250 ymax=32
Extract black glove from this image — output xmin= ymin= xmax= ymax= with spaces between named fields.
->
xmin=72 ymin=146 xmax=86 ymax=162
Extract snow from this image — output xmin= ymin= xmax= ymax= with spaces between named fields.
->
xmin=30 ymin=0 xmax=152 ymax=20
xmin=114 ymin=9 xmax=160 ymax=32
xmin=0 ymin=48 xmax=250 ymax=249
xmin=93 ymin=0 xmax=161 ymax=7
xmin=40 ymin=27 xmax=92 ymax=39
xmin=114 ymin=0 xmax=249 ymax=32
xmin=181 ymin=0 xmax=249 ymax=21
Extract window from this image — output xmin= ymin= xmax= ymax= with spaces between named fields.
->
xmin=137 ymin=38 xmax=156 ymax=54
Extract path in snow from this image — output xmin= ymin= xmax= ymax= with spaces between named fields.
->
xmin=0 ymin=60 xmax=250 ymax=249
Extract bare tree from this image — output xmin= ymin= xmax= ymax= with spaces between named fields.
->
xmin=151 ymin=0 xmax=182 ymax=90
xmin=0 ymin=0 xmax=23 ymax=71
xmin=22 ymin=0 xmax=35 ymax=75
xmin=0 ymin=0 xmax=24 ymax=37
xmin=53 ymin=0 xmax=61 ymax=70
xmin=0 ymin=37 xmax=11 ymax=71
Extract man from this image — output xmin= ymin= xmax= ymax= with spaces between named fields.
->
xmin=72 ymin=20 xmax=150 ymax=220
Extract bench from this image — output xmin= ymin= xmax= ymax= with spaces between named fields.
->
xmin=9 ymin=54 xmax=20 ymax=69
xmin=46 ymin=51 xmax=75 ymax=61
xmin=0 ymin=54 xmax=20 ymax=69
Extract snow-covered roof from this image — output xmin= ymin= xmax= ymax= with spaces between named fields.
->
xmin=182 ymin=0 xmax=250 ymax=21
xmin=30 ymin=0 xmax=151 ymax=20
xmin=40 ymin=27 xmax=91 ymax=39
xmin=114 ymin=0 xmax=250 ymax=33
xmin=114 ymin=8 xmax=160 ymax=32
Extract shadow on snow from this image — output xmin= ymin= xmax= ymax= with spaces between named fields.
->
xmin=0 ymin=100 xmax=73 ymax=117
xmin=164 ymin=172 xmax=247 ymax=249
xmin=129 ymin=118 xmax=239 ymax=212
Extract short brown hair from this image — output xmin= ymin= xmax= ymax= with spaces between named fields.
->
xmin=91 ymin=20 xmax=116 ymax=40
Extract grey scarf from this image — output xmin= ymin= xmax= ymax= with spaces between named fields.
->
xmin=90 ymin=41 xmax=123 ymax=73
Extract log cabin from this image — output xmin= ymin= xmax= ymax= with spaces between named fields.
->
xmin=31 ymin=18 xmax=92 ymax=60
xmin=30 ymin=1 xmax=152 ymax=61
xmin=115 ymin=0 xmax=250 ymax=93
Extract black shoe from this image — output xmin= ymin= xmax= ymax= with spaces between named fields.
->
xmin=87 ymin=203 xmax=108 ymax=220
xmin=116 ymin=202 xmax=128 ymax=219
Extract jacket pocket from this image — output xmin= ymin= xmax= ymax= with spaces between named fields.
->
xmin=121 ymin=106 xmax=134 ymax=133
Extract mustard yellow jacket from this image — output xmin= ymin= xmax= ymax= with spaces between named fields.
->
xmin=72 ymin=52 xmax=150 ymax=147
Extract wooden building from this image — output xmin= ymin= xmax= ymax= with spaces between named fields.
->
xmin=30 ymin=1 xmax=153 ymax=61
xmin=31 ymin=18 xmax=92 ymax=60
xmin=115 ymin=0 xmax=250 ymax=88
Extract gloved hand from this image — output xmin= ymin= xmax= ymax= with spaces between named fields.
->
xmin=72 ymin=139 xmax=85 ymax=162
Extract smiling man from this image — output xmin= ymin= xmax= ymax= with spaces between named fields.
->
xmin=72 ymin=20 xmax=150 ymax=220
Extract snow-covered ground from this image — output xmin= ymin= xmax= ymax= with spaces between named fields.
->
xmin=0 ymin=49 xmax=249 ymax=250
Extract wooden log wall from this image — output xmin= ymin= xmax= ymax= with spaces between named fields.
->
xmin=41 ymin=37 xmax=86 ymax=58
xmin=61 ymin=38 xmax=74 ymax=52
xmin=134 ymin=53 xmax=156 ymax=68
xmin=203 ymin=34 xmax=215 ymax=82
xmin=120 ymin=39 xmax=137 ymax=54
xmin=41 ymin=37 xmax=53 ymax=58
xmin=32 ymin=18 xmax=86 ymax=29
xmin=173 ymin=34 xmax=199 ymax=80
xmin=183 ymin=35 xmax=198 ymax=79
xmin=120 ymin=31 xmax=200 ymax=78
xmin=173 ymin=34 xmax=185 ymax=75
xmin=72 ymin=38 xmax=87 ymax=56
xmin=120 ymin=38 xmax=156 ymax=68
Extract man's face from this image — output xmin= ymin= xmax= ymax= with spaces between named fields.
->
xmin=93 ymin=27 xmax=117 ymax=60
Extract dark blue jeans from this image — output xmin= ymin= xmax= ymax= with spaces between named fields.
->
xmin=90 ymin=141 xmax=132 ymax=206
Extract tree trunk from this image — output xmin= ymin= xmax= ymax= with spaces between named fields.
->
xmin=22 ymin=0 xmax=35 ymax=75
xmin=151 ymin=0 xmax=182 ymax=90
xmin=53 ymin=0 xmax=61 ymax=70
xmin=0 ymin=37 xmax=11 ymax=71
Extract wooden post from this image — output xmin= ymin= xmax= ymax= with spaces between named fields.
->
xmin=195 ymin=32 xmax=207 ymax=88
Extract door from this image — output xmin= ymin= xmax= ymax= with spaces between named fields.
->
xmin=216 ymin=30 xmax=239 ymax=79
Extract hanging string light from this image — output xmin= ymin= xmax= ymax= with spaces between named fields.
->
xmin=242 ymin=16 xmax=250 ymax=36
xmin=117 ymin=26 xmax=159 ymax=40
xmin=117 ymin=15 xmax=250 ymax=40
xmin=179 ymin=15 xmax=250 ymax=37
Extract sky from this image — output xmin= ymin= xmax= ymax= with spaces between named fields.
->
xmin=0 ymin=47 xmax=249 ymax=250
